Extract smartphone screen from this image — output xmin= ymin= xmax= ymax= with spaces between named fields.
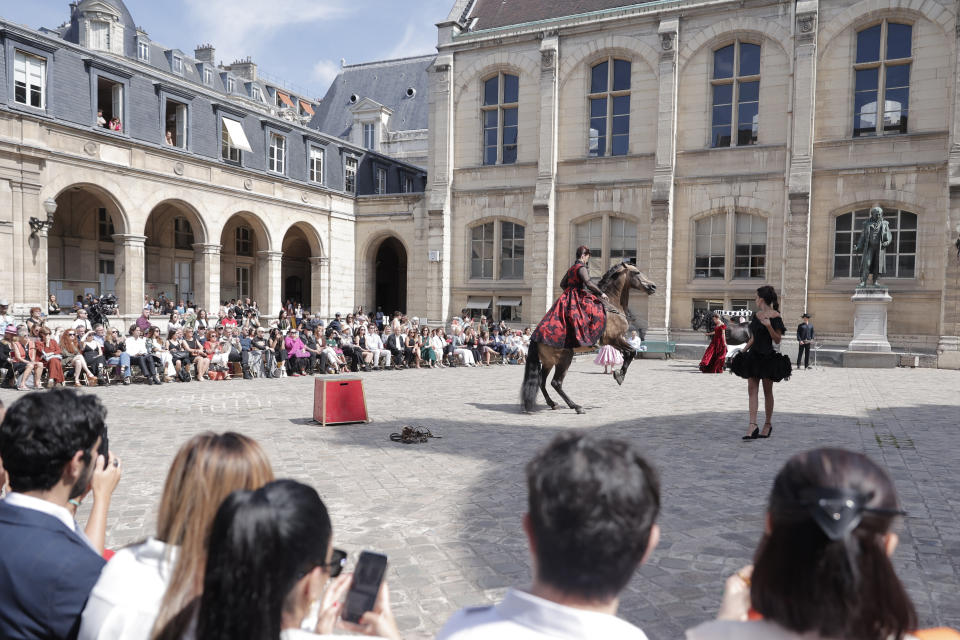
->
xmin=342 ymin=551 xmax=388 ymax=624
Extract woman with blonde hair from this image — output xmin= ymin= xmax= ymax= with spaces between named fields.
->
xmin=78 ymin=432 xmax=274 ymax=640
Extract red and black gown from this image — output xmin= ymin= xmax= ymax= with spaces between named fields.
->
xmin=698 ymin=323 xmax=727 ymax=373
xmin=532 ymin=263 xmax=606 ymax=348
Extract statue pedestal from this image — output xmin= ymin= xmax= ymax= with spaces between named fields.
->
xmin=844 ymin=286 xmax=898 ymax=368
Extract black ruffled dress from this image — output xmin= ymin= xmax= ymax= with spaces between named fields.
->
xmin=729 ymin=315 xmax=792 ymax=382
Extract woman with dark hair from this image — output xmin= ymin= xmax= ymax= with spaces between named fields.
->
xmin=196 ymin=479 xmax=399 ymax=640
xmin=698 ymin=313 xmax=727 ymax=374
xmin=686 ymin=448 xmax=941 ymax=640
xmin=729 ymin=286 xmax=791 ymax=439
xmin=531 ymin=245 xmax=609 ymax=349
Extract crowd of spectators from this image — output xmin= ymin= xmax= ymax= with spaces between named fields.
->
xmin=0 ymin=388 xmax=948 ymax=640
xmin=1 ymin=295 xmax=549 ymax=389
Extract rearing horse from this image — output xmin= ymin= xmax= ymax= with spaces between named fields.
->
xmin=520 ymin=263 xmax=657 ymax=414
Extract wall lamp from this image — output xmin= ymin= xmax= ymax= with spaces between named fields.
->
xmin=29 ymin=198 xmax=57 ymax=237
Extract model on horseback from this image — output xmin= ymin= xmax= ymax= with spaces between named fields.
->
xmin=530 ymin=246 xmax=608 ymax=350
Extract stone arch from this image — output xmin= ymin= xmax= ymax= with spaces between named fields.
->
xmin=47 ymin=181 xmax=130 ymax=235
xmin=280 ymin=221 xmax=325 ymax=310
xmin=362 ymin=233 xmax=409 ymax=315
xmin=218 ymin=211 xmax=273 ymax=307
xmin=282 ymin=220 xmax=325 ymax=258
xmin=559 ymin=34 xmax=660 ymax=90
xmin=453 ymin=51 xmax=540 ymax=110
xmin=138 ymin=192 xmax=211 ymax=243
xmin=141 ymin=199 xmax=209 ymax=306
xmin=818 ymin=0 xmax=953 ymax=56
xmin=679 ymin=19 xmax=792 ymax=74
xmin=143 ymin=199 xmax=208 ymax=244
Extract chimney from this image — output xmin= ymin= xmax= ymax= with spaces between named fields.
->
xmin=228 ymin=57 xmax=257 ymax=81
xmin=194 ymin=44 xmax=216 ymax=64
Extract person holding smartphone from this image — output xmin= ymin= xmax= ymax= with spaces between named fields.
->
xmin=196 ymin=479 xmax=400 ymax=640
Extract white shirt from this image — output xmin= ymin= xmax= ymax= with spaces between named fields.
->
xmin=686 ymin=619 xmax=920 ymax=640
xmin=125 ymin=336 xmax=148 ymax=357
xmin=436 ymin=588 xmax=649 ymax=640
xmin=79 ymin=538 xmax=177 ymax=640
xmin=366 ymin=332 xmax=384 ymax=350
xmin=75 ymin=317 xmax=92 ymax=332
xmin=3 ymin=491 xmax=76 ymax=532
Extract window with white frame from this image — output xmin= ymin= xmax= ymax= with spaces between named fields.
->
xmin=470 ymin=221 xmax=525 ymax=280
xmin=574 ymin=215 xmax=637 ymax=267
xmin=711 ymin=41 xmax=760 ymax=147
xmin=221 ymin=119 xmax=241 ymax=163
xmin=853 ymin=21 xmax=911 ymax=137
xmin=138 ymin=40 xmax=150 ymax=61
xmin=308 ymin=147 xmax=324 ymax=184
xmin=226 ymin=77 xmax=235 ymax=93
xmin=481 ymin=72 xmax=519 ymax=165
xmin=96 ymin=77 xmax=123 ymax=131
xmin=14 ymin=51 xmax=45 ymax=109
xmin=833 ymin=208 xmax=916 ymax=278
xmin=344 ymin=156 xmax=358 ymax=193
xmin=165 ymin=99 xmax=188 ymax=148
xmin=174 ymin=217 xmax=194 ymax=250
xmin=375 ymin=167 xmax=387 ymax=194
xmin=402 ymin=175 xmax=415 ymax=193
xmin=268 ymin=133 xmax=286 ymax=173
xmin=172 ymin=55 xmax=183 ymax=75
xmin=89 ymin=21 xmax=110 ymax=51
xmin=694 ymin=211 xmax=767 ymax=280
xmin=471 ymin=222 xmax=494 ymax=279
xmin=203 ymin=68 xmax=212 ymax=85
xmin=500 ymin=222 xmax=525 ymax=279
xmin=363 ymin=123 xmax=375 ymax=150
xmin=588 ymin=57 xmax=631 ymax=157
xmin=236 ymin=267 xmax=250 ymax=298
xmin=252 ymin=86 xmax=263 ymax=102
xmin=236 ymin=226 xmax=253 ymax=256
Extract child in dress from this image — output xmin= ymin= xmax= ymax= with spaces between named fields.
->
xmin=594 ymin=344 xmax=623 ymax=374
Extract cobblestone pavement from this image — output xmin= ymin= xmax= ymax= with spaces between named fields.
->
xmin=2 ymin=359 xmax=959 ymax=638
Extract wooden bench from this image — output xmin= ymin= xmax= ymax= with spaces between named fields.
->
xmin=638 ymin=341 xmax=677 ymax=359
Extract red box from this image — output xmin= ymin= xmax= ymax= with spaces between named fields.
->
xmin=208 ymin=370 xmax=226 ymax=381
xmin=313 ymin=376 xmax=369 ymax=427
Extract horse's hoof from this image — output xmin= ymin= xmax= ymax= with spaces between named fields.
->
xmin=575 ymin=407 xmax=586 ymax=414
xmin=548 ymin=404 xmax=558 ymax=410
xmin=613 ymin=372 xmax=625 ymax=386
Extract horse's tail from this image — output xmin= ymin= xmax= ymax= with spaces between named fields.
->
xmin=520 ymin=341 xmax=542 ymax=413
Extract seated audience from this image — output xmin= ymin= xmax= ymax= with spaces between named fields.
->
xmin=0 ymin=389 xmax=119 ymax=640
xmin=12 ymin=330 xmax=44 ymax=390
xmin=437 ymin=431 xmax=660 ymax=640
xmin=79 ymin=432 xmax=273 ymax=640
xmin=61 ymin=328 xmax=95 ymax=386
xmin=195 ymin=479 xmax=400 ymax=640
xmin=685 ymin=447 xmax=942 ymax=640
xmin=39 ymin=326 xmax=65 ymax=387
xmin=103 ymin=328 xmax=132 ymax=384
xmin=125 ymin=325 xmax=159 ymax=384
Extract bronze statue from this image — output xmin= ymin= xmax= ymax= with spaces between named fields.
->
xmin=855 ymin=206 xmax=893 ymax=287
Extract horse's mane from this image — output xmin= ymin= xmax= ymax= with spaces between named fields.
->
xmin=597 ymin=262 xmax=632 ymax=291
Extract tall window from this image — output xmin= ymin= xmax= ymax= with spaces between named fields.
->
xmin=711 ymin=42 xmax=760 ymax=147
xmin=574 ymin=218 xmax=603 ymax=258
xmin=268 ymin=133 xmax=285 ymax=173
xmin=221 ymin=120 xmax=241 ymax=163
xmin=609 ymin=217 xmax=637 ymax=263
xmin=363 ymin=123 xmax=375 ymax=150
xmin=138 ymin=40 xmax=150 ymax=61
xmin=375 ymin=167 xmax=387 ymax=194
xmin=833 ymin=208 xmax=916 ymax=278
xmin=175 ymin=262 xmax=192 ymax=300
xmin=309 ymin=147 xmax=324 ymax=184
xmin=99 ymin=259 xmax=116 ymax=296
xmin=471 ymin=222 xmax=494 ymax=279
xmin=733 ymin=214 xmax=767 ymax=278
xmin=14 ymin=51 xmax=45 ymax=109
xmin=203 ymin=68 xmax=212 ymax=85
xmin=500 ymin=222 xmax=525 ymax=279
xmin=402 ymin=175 xmax=414 ymax=193
xmin=97 ymin=208 xmax=115 ymax=243
xmin=252 ymin=87 xmax=263 ymax=102
xmin=174 ymin=217 xmax=194 ymax=250
xmin=481 ymin=72 xmax=519 ymax=165
xmin=695 ymin=215 xmax=726 ymax=278
xmin=853 ymin=22 xmax=911 ymax=137
xmin=695 ymin=212 xmax=767 ymax=279
xmin=588 ymin=58 xmax=631 ymax=157
xmin=236 ymin=267 xmax=250 ymax=298
xmin=172 ymin=55 xmax=183 ymax=75
xmin=96 ymin=77 xmax=123 ymax=131
xmin=89 ymin=21 xmax=110 ymax=51
xmin=236 ymin=226 xmax=253 ymax=256
xmin=574 ymin=215 xmax=637 ymax=267
xmin=226 ymin=77 xmax=235 ymax=93
xmin=344 ymin=156 xmax=358 ymax=193
xmin=165 ymin=99 xmax=188 ymax=148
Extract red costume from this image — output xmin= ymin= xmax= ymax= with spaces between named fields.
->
xmin=699 ymin=323 xmax=727 ymax=373
xmin=532 ymin=263 xmax=606 ymax=348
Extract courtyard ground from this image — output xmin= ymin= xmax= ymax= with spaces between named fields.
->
xmin=1 ymin=358 xmax=958 ymax=638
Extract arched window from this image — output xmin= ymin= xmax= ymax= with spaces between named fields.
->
xmin=711 ymin=41 xmax=760 ymax=148
xmin=833 ymin=208 xmax=916 ymax=278
xmin=481 ymin=73 xmax=519 ymax=165
xmin=574 ymin=215 xmax=637 ymax=267
xmin=470 ymin=220 xmax=525 ymax=280
xmin=694 ymin=212 xmax=767 ymax=279
xmin=174 ymin=217 xmax=194 ymax=250
xmin=588 ymin=58 xmax=631 ymax=157
xmin=853 ymin=22 xmax=911 ymax=137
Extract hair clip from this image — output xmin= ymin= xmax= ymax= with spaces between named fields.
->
xmin=799 ymin=488 xmax=905 ymax=541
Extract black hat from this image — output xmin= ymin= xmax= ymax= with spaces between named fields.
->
xmin=802 ymin=313 xmax=811 ymax=318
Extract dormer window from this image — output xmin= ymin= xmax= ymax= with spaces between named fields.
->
xmin=227 ymin=77 xmax=236 ymax=93
xmin=252 ymin=87 xmax=263 ymax=102
xmin=89 ymin=21 xmax=110 ymax=51
xmin=138 ymin=41 xmax=149 ymax=61
xmin=172 ymin=55 xmax=183 ymax=75
xmin=204 ymin=68 xmax=212 ymax=85
xmin=363 ymin=123 xmax=375 ymax=150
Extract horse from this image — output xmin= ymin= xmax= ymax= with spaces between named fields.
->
xmin=691 ymin=308 xmax=751 ymax=345
xmin=520 ymin=263 xmax=657 ymax=414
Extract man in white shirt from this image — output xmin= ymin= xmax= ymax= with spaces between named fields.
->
xmin=74 ymin=308 xmax=93 ymax=333
xmin=0 ymin=389 xmax=113 ymax=640
xmin=436 ymin=432 xmax=661 ymax=640
xmin=364 ymin=323 xmax=391 ymax=369
xmin=0 ymin=298 xmax=13 ymax=327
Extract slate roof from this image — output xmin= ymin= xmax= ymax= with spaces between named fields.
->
xmin=466 ymin=0 xmax=648 ymax=31
xmin=310 ymin=55 xmax=435 ymax=139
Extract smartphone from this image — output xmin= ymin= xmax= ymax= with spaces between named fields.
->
xmin=98 ymin=427 xmax=109 ymax=470
xmin=341 ymin=551 xmax=388 ymax=624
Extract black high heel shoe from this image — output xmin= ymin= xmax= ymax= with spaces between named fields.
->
xmin=759 ymin=423 xmax=773 ymax=438
xmin=742 ymin=423 xmax=760 ymax=440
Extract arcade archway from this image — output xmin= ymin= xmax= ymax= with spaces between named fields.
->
xmin=373 ymin=236 xmax=407 ymax=315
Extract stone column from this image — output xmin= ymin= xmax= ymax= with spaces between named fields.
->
xmin=256 ymin=250 xmax=283 ymax=317
xmin=309 ymin=256 xmax=329 ymax=320
xmin=192 ymin=243 xmax=221 ymax=313
xmin=530 ymin=35 xmax=559 ymax=316
xmin=10 ymin=180 xmax=48 ymax=313
xmin=426 ymin=53 xmax=455 ymax=323
xmin=112 ymin=234 xmax=147 ymax=316
xmin=938 ymin=13 xmax=960 ymax=368
xmin=647 ymin=19 xmax=679 ymax=342
xmin=781 ymin=0 xmax=819 ymax=357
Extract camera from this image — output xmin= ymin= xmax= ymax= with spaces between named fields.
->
xmin=88 ymin=294 xmax=118 ymax=327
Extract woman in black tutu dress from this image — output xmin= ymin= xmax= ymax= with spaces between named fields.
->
xmin=729 ymin=285 xmax=791 ymax=439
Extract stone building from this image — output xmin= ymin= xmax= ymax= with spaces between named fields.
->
xmin=0 ymin=0 xmax=425 ymax=320
xmin=418 ymin=0 xmax=960 ymax=367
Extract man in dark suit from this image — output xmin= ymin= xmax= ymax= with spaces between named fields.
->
xmin=796 ymin=313 xmax=814 ymax=370
xmin=0 ymin=389 xmax=113 ymax=640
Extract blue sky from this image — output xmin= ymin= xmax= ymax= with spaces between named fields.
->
xmin=2 ymin=0 xmax=451 ymax=98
